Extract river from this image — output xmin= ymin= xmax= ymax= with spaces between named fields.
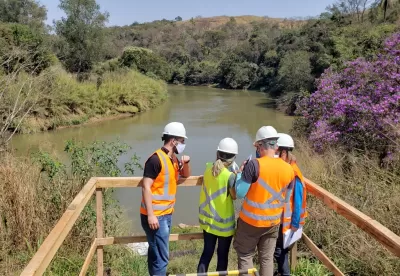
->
xmin=11 ymin=85 xmax=293 ymax=233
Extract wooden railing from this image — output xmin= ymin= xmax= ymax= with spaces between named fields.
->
xmin=20 ymin=176 xmax=400 ymax=276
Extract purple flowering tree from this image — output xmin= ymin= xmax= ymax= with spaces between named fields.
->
xmin=301 ymin=32 xmax=400 ymax=159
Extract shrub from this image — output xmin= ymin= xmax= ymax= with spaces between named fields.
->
xmin=299 ymin=32 xmax=400 ymax=161
xmin=120 ymin=46 xmax=172 ymax=81
xmin=0 ymin=23 xmax=52 ymax=74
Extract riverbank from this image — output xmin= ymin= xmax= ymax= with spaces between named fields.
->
xmin=6 ymin=66 xmax=168 ymax=135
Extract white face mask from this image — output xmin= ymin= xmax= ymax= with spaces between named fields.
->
xmin=175 ymin=142 xmax=186 ymax=154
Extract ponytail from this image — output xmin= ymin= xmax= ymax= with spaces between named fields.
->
xmin=212 ymin=159 xmax=226 ymax=177
xmin=212 ymin=151 xmax=235 ymax=177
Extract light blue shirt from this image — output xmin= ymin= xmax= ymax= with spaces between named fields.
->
xmin=234 ymin=173 xmax=250 ymax=199
xmin=291 ymin=176 xmax=304 ymax=228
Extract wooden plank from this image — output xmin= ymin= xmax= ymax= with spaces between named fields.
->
xmin=79 ymin=239 xmax=97 ymax=276
xmin=21 ymin=178 xmax=97 ymax=276
xmin=305 ymin=178 xmax=400 ymax=257
xmin=96 ymin=233 xmax=204 ymax=246
xmin=302 ymin=234 xmax=345 ymax=276
xmin=95 ymin=176 xmax=203 ymax=188
xmin=96 ymin=188 xmax=104 ymax=276
xmin=290 ymin=242 xmax=298 ymax=271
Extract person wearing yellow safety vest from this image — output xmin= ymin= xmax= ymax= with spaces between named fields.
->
xmin=140 ymin=122 xmax=191 ymax=276
xmin=233 ymin=126 xmax=295 ymax=276
xmin=273 ymin=133 xmax=307 ymax=276
xmin=197 ymin=138 xmax=238 ymax=273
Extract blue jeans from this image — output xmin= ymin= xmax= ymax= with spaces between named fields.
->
xmin=274 ymin=224 xmax=290 ymax=276
xmin=141 ymin=214 xmax=172 ymax=276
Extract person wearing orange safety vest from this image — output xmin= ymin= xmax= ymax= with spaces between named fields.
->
xmin=233 ymin=126 xmax=295 ymax=276
xmin=197 ymin=138 xmax=238 ymax=273
xmin=140 ymin=122 xmax=191 ymax=276
xmin=273 ymin=133 xmax=307 ymax=276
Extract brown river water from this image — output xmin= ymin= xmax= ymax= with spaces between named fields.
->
xmin=11 ymin=85 xmax=293 ymax=233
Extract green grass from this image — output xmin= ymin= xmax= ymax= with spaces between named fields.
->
xmin=40 ymin=227 xmax=330 ymax=276
xmin=292 ymin=259 xmax=331 ymax=276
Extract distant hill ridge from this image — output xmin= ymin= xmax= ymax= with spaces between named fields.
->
xmin=177 ymin=15 xmax=307 ymax=28
xmin=119 ymin=15 xmax=308 ymax=29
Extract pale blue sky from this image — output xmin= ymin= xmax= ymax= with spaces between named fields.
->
xmin=41 ymin=0 xmax=336 ymax=27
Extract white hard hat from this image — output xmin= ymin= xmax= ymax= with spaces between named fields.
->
xmin=162 ymin=122 xmax=188 ymax=139
xmin=277 ymin=133 xmax=295 ymax=148
xmin=254 ymin=126 xmax=279 ymax=145
xmin=217 ymin=138 xmax=238 ymax=155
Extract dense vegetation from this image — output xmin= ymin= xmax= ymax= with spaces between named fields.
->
xmin=295 ymin=32 xmax=400 ymax=163
xmin=103 ymin=1 xmax=399 ymax=98
xmin=0 ymin=140 xmax=143 ymax=274
xmin=0 ymin=0 xmax=168 ymax=144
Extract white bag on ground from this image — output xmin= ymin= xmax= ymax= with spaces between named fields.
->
xmin=128 ymin=242 xmax=149 ymax=256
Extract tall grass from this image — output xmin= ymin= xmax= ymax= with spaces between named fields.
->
xmin=9 ymin=66 xmax=168 ymax=134
xmin=294 ymin=139 xmax=400 ymax=276
xmin=0 ymin=139 xmax=141 ymax=275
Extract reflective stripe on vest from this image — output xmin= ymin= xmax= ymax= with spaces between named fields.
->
xmin=198 ymin=218 xmax=235 ymax=233
xmin=198 ymin=163 xmax=235 ymax=237
xmin=239 ymin=157 xmax=295 ymax=228
xmin=241 ymin=178 xmax=288 ymax=222
xmin=282 ymin=169 xmax=308 ymax=233
xmin=199 ymin=184 xmax=235 ymax=224
xmin=140 ymin=149 xmax=179 ymax=216
xmin=244 ymin=178 xmax=287 ymax=209
xmin=282 ymin=215 xmax=306 ymax=229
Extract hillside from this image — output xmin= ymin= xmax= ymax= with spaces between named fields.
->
xmin=104 ymin=9 xmax=399 ymax=101
xmin=105 ymin=14 xmax=305 ymax=59
xmin=175 ymin=15 xmax=307 ymax=29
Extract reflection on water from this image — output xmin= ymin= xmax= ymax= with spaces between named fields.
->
xmin=11 ymin=85 xmax=293 ymax=233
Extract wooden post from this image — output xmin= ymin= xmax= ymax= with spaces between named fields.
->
xmin=96 ymin=188 xmax=104 ymax=276
xmin=79 ymin=239 xmax=98 ymax=276
xmin=302 ymin=234 xmax=345 ymax=276
xmin=290 ymin=242 xmax=298 ymax=271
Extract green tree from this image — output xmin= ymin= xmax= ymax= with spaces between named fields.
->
xmin=0 ymin=0 xmax=47 ymax=28
xmin=278 ymin=51 xmax=312 ymax=92
xmin=55 ymin=0 xmax=109 ymax=75
xmin=120 ymin=46 xmax=171 ymax=81
xmin=0 ymin=23 xmax=52 ymax=74
xmin=175 ymin=16 xmax=182 ymax=21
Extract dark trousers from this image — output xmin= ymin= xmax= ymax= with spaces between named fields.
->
xmin=273 ymin=225 xmax=290 ymax=276
xmin=197 ymin=230 xmax=233 ymax=273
